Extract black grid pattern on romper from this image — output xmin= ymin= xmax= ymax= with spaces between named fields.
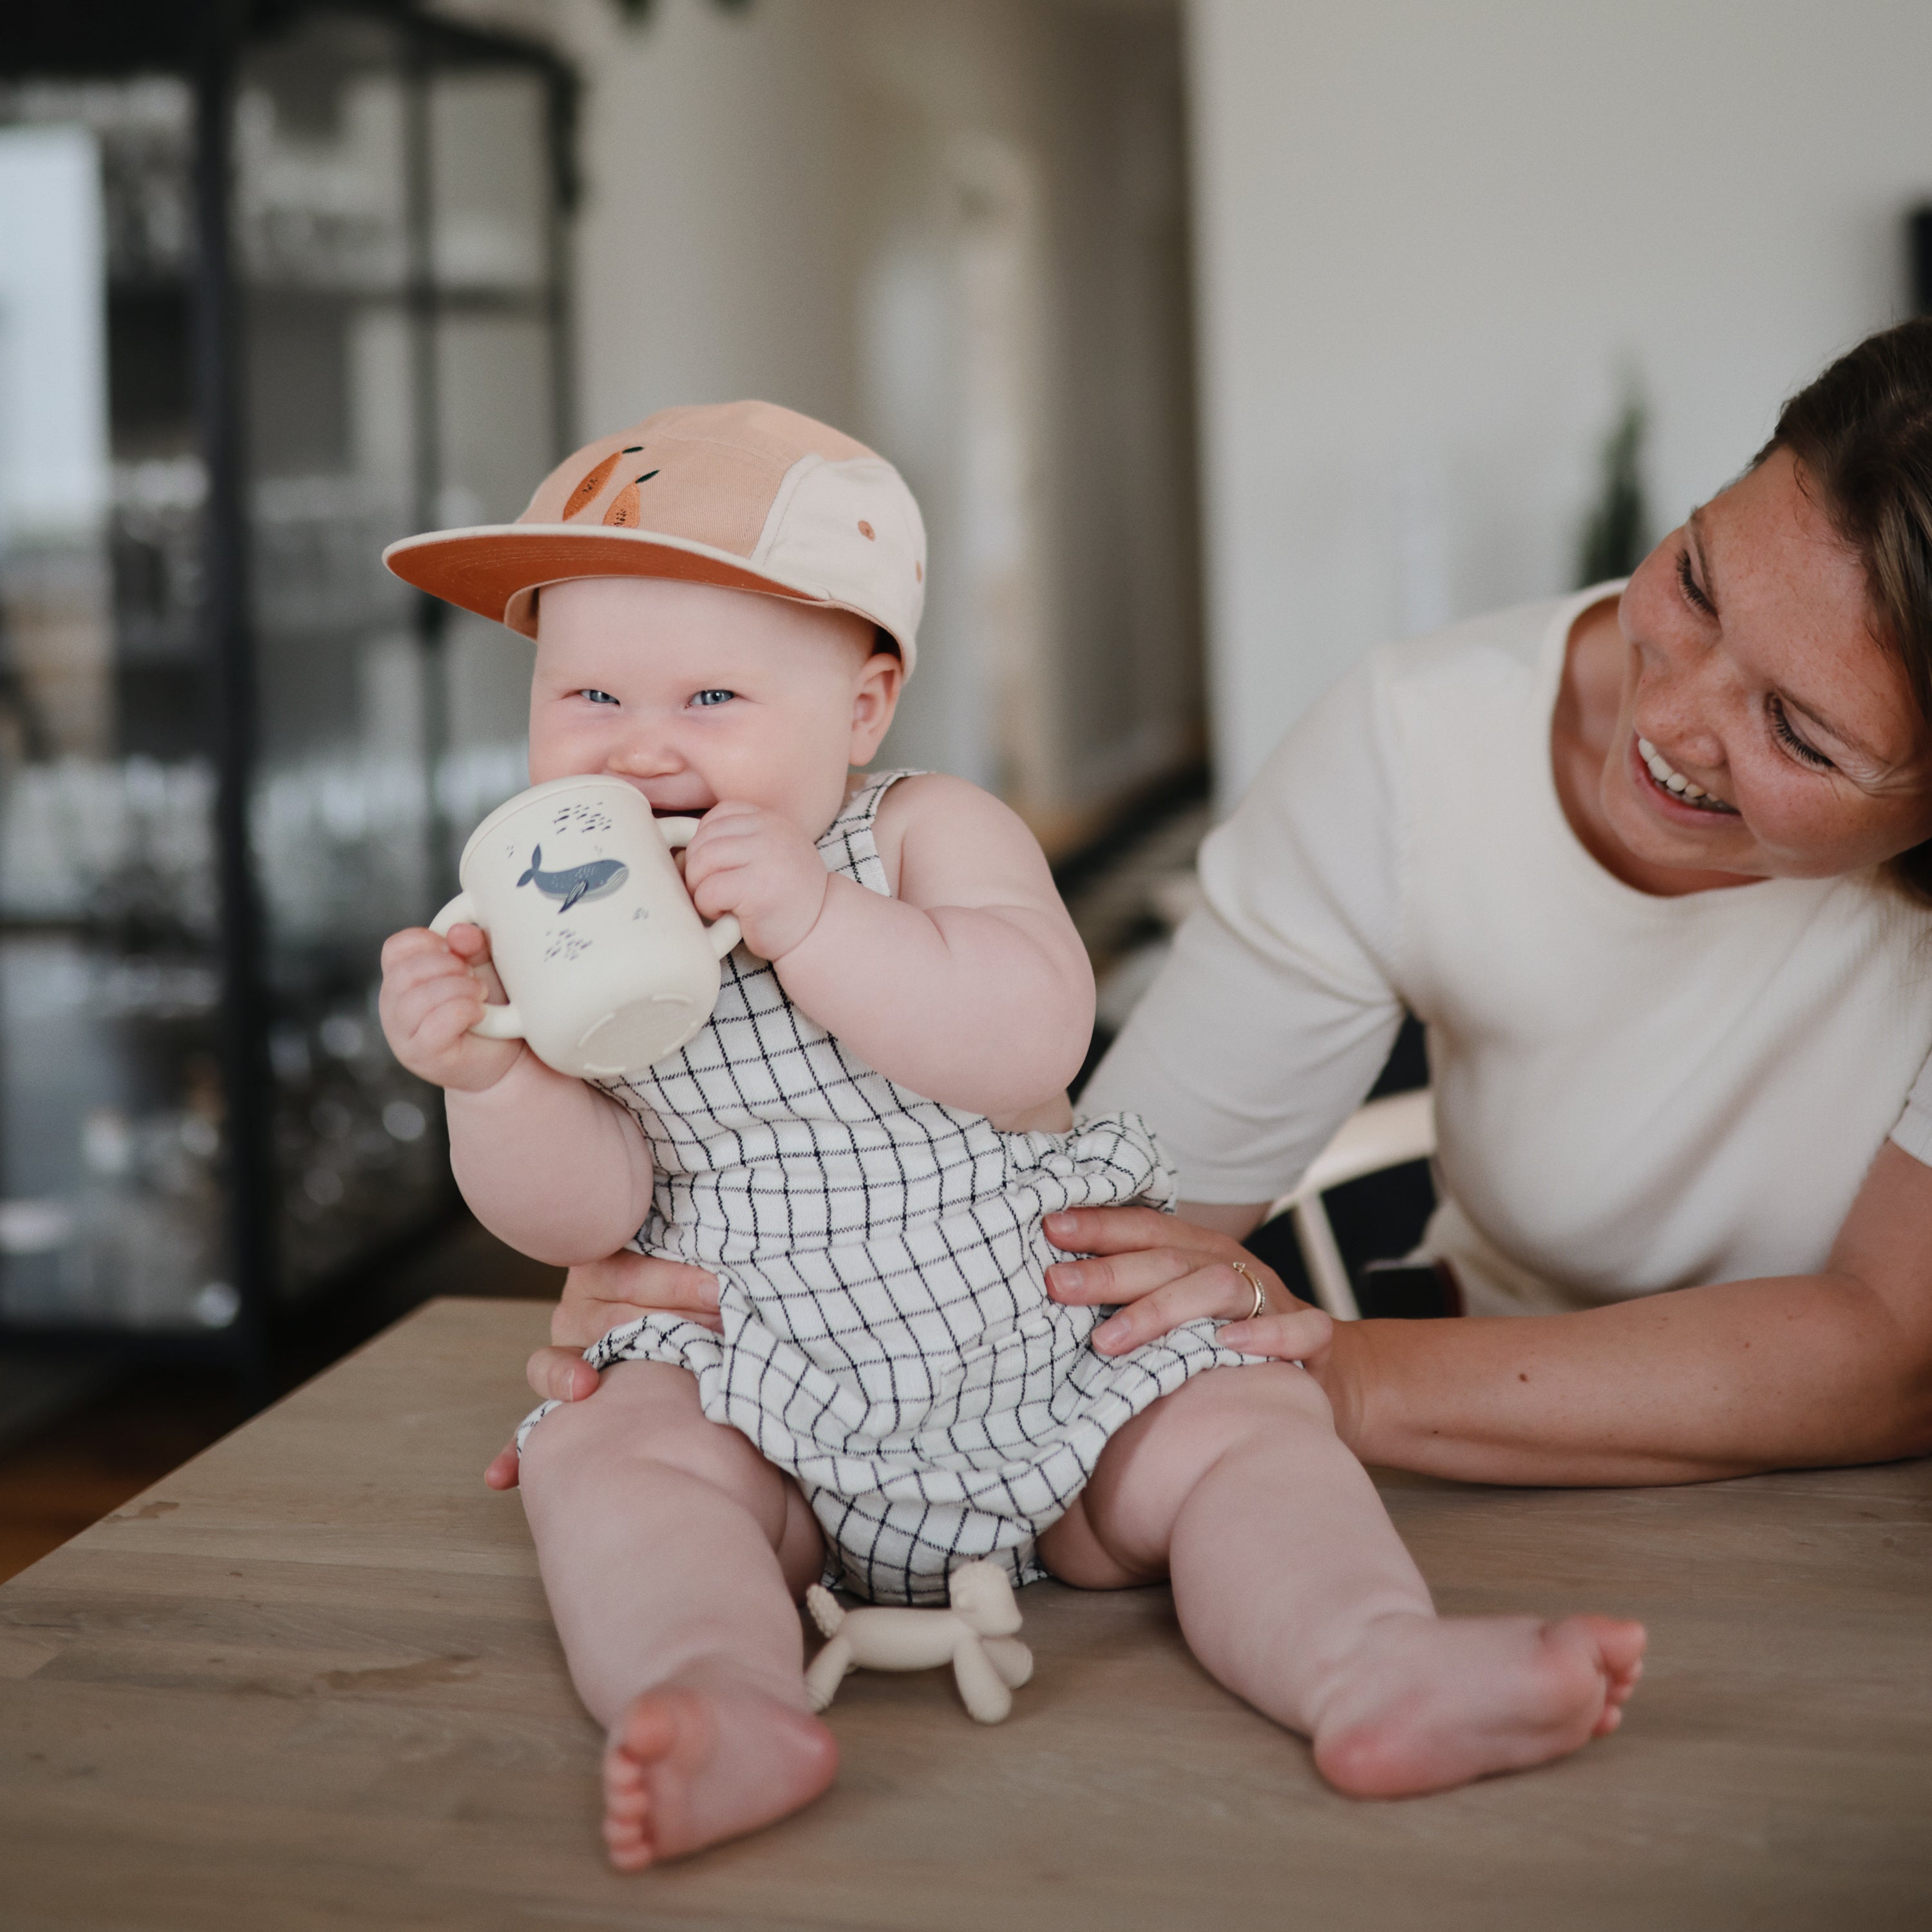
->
xmin=520 ymin=770 xmax=1256 ymax=1605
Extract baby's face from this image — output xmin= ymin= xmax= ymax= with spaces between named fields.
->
xmin=528 ymin=576 xmax=901 ymax=835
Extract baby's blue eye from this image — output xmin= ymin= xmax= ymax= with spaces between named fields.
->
xmin=692 ymin=689 xmax=735 ymax=708
xmin=582 ymin=688 xmax=619 ymax=706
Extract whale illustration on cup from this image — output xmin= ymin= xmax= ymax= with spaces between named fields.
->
xmin=431 ymin=775 xmax=741 ymax=1079
xmin=517 ymin=846 xmax=629 ymax=913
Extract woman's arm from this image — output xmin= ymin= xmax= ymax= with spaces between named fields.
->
xmin=1328 ymin=1143 xmax=1932 ymax=1484
xmin=1046 ymin=1141 xmax=1932 ymax=1484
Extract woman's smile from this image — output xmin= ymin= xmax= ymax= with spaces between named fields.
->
xmin=1630 ymin=733 xmax=1738 ymax=816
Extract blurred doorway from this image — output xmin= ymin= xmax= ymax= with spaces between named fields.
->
xmin=845 ymin=0 xmax=1206 ymax=858
xmin=558 ymin=0 xmax=1206 ymax=860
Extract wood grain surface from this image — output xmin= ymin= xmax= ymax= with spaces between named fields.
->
xmin=1 ymin=1297 xmax=1927 ymax=1931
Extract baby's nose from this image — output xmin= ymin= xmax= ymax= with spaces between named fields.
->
xmin=607 ymin=737 xmax=682 ymax=777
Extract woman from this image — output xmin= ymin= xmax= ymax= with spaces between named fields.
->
xmin=489 ymin=319 xmax=1932 ymax=1493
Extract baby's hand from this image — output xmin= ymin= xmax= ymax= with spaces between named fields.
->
xmin=378 ymin=923 xmax=524 ymax=1092
xmin=682 ymin=801 xmax=829 ymax=961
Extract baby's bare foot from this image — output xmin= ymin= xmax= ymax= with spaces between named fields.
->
xmin=1311 ymin=1613 xmax=1646 ymax=1798
xmin=602 ymin=1681 xmax=838 ymax=1871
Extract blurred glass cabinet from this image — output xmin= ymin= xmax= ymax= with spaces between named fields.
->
xmin=0 ymin=4 xmax=574 ymax=1363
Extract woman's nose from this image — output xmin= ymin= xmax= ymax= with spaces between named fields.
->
xmin=1637 ymin=646 xmax=1730 ymax=776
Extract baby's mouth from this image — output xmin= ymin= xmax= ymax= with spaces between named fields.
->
xmin=629 ymin=792 xmax=715 ymax=817
xmin=600 ymin=773 xmax=715 ymax=817
xmin=1636 ymin=736 xmax=1738 ymax=815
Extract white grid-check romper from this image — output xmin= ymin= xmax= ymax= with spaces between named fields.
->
xmin=518 ymin=770 xmax=1255 ymax=1604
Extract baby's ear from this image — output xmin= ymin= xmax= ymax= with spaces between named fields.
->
xmin=848 ymin=647 xmax=904 ymax=763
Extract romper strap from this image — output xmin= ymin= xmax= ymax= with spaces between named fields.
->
xmin=817 ymin=768 xmax=925 ymax=896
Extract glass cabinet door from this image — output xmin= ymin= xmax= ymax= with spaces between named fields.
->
xmin=234 ymin=17 xmax=568 ymax=1300
xmin=0 ymin=80 xmax=234 ymax=1331
xmin=0 ymin=10 xmax=571 ymax=1338
xmin=236 ymin=14 xmax=444 ymax=1295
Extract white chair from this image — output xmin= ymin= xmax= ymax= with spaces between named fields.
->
xmin=1260 ymin=1090 xmax=1435 ymax=1321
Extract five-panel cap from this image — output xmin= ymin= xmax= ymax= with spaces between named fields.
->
xmin=381 ymin=401 xmax=927 ymax=671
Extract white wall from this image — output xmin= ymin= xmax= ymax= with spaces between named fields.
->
xmin=435 ymin=0 xmax=1204 ymax=846
xmin=1187 ymin=0 xmax=1932 ymax=801
xmin=552 ymin=0 xmax=869 ymax=440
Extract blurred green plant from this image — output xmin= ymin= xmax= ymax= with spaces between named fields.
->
xmin=1576 ymin=389 xmax=1649 ymax=588
xmin=613 ymin=0 xmax=753 ymax=24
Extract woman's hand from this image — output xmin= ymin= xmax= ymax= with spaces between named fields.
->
xmin=482 ymin=1251 xmax=723 ymax=1490
xmin=1044 ymin=1204 xmax=1336 ymax=1365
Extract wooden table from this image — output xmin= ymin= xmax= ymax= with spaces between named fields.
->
xmin=3 ymin=1298 xmax=1928 ymax=1931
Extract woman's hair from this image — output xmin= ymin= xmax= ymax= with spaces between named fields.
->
xmin=1759 ymin=317 xmax=1932 ymax=904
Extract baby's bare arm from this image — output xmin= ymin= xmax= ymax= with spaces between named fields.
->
xmin=381 ymin=921 xmax=654 ymax=1267
xmin=770 ymin=776 xmax=1093 ymax=1118
xmin=446 ymin=1053 xmax=654 ymax=1267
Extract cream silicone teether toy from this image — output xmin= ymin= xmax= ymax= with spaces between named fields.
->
xmin=802 ymin=1560 xmax=1034 ymax=1724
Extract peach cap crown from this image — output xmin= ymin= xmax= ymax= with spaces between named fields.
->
xmin=381 ymin=400 xmax=927 ymax=671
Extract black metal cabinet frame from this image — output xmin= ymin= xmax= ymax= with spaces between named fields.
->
xmin=0 ymin=1 xmax=576 ymax=1380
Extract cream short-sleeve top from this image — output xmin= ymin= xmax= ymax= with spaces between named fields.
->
xmin=1084 ymin=588 xmax=1932 ymax=1316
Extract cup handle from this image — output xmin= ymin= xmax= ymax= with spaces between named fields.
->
xmin=429 ymin=891 xmax=527 ymax=1042
xmin=656 ymin=817 xmax=743 ymax=959
xmin=429 ymin=890 xmax=479 ymax=938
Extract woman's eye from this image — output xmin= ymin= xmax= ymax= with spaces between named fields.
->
xmin=1676 ymin=547 xmax=1716 ymax=617
xmin=691 ymin=689 xmax=735 ymax=708
xmin=1768 ymin=695 xmax=1835 ymax=770
xmin=580 ymin=688 xmax=619 ymax=706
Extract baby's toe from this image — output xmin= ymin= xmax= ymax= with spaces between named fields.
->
xmin=603 ymin=1810 xmax=655 ymax=1868
xmin=606 ymin=1781 xmax=651 ymax=1822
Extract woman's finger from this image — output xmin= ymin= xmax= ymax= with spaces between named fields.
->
xmin=1085 ymin=1267 xmax=1236 ymax=1353
xmin=1217 ymin=1306 xmax=1335 ymax=1363
xmin=1043 ymin=1204 xmax=1224 ymax=1260
xmin=1086 ymin=1258 xmax=1293 ymax=1354
xmin=1046 ymin=1245 xmax=1220 ymax=1306
xmin=551 ymin=1253 xmax=723 ymax=1349
xmin=526 ymin=1345 xmax=601 ymax=1404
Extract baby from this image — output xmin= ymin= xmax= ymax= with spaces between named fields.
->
xmin=379 ymin=404 xmax=1643 ymax=1870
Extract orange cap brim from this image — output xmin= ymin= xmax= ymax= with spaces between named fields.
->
xmin=382 ymin=523 xmax=847 ymax=641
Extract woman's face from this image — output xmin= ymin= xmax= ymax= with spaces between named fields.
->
xmin=1605 ymin=447 xmax=1932 ymax=884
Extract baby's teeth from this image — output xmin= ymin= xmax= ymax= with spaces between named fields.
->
xmin=1638 ymin=738 xmax=1657 ymax=759
xmin=1665 ymin=773 xmax=1688 ymax=792
xmin=1681 ymin=781 xmax=1705 ymax=799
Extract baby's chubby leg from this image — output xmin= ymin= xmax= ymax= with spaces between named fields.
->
xmin=516 ymin=1361 xmax=835 ymax=1868
xmin=1039 ymin=1365 xmax=1643 ymax=1796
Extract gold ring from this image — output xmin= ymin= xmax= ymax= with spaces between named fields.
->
xmin=1229 ymin=1259 xmax=1267 ymax=1322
